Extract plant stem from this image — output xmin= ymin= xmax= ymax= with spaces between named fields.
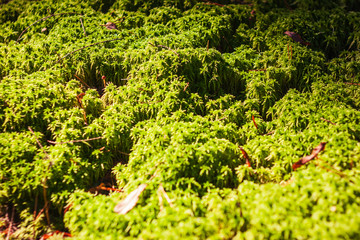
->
xmin=343 ymin=82 xmax=360 ymax=86
xmin=320 ymin=117 xmax=336 ymax=125
xmin=56 ymin=38 xmax=122 ymax=63
xmin=47 ymin=136 xmax=103 ymax=145
xmin=28 ymin=127 xmax=48 ymax=157
xmin=17 ymin=12 xmax=77 ymax=42
xmin=5 ymin=205 xmax=15 ymax=240
xmin=149 ymin=42 xmax=179 ymax=56
xmin=79 ymin=17 xmax=87 ymax=36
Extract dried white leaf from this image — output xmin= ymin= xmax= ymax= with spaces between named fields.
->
xmin=114 ymin=184 xmax=147 ymax=214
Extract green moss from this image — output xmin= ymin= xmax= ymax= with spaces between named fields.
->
xmin=0 ymin=0 xmax=359 ymax=239
xmin=65 ymin=168 xmax=360 ymax=239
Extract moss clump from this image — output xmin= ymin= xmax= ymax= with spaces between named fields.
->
xmin=0 ymin=0 xmax=359 ymax=239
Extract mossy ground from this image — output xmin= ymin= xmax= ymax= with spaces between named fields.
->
xmin=0 ymin=0 xmax=360 ymax=239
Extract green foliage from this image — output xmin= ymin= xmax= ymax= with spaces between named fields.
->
xmin=65 ymin=168 xmax=360 ymax=239
xmin=111 ymin=0 xmax=197 ymax=12
xmin=114 ymin=115 xmax=241 ymax=194
xmin=0 ymin=72 xmax=73 ymax=132
xmin=1 ymin=0 xmax=359 ymax=239
xmin=254 ymin=0 xmax=360 ymax=11
xmin=237 ymin=168 xmax=360 ymax=239
xmin=0 ymin=132 xmax=44 ymax=203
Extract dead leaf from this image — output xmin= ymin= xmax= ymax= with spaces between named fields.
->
xmin=284 ymin=31 xmax=310 ymax=46
xmin=114 ymin=184 xmax=147 ymax=214
xmin=40 ymin=231 xmax=71 ymax=240
xmin=292 ymin=142 xmax=326 ymax=170
xmin=103 ymin=22 xmax=117 ymax=30
xmin=88 ymin=183 xmax=122 ymax=195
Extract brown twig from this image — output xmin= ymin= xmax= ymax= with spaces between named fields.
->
xmin=343 ymin=82 xmax=360 ymax=86
xmin=263 ymin=130 xmax=275 ymax=136
xmin=320 ymin=117 xmax=336 ymax=125
xmin=115 ymin=17 xmax=126 ymax=23
xmin=206 ymin=40 xmax=210 ymax=51
xmin=315 ymin=159 xmax=353 ymax=183
xmin=28 ymin=127 xmax=48 ymax=157
xmin=56 ymin=38 xmax=122 ymax=63
xmin=33 ymin=194 xmax=38 ymax=220
xmin=34 ymin=201 xmax=49 ymax=222
xmin=47 ymin=136 xmax=103 ymax=145
xmin=148 ymin=42 xmax=179 ymax=56
xmin=43 ymin=182 xmax=50 ymax=226
xmin=183 ymin=82 xmax=189 ymax=92
xmin=230 ymin=0 xmax=253 ymax=5
xmin=287 ymin=42 xmax=290 ymax=59
xmin=139 ymin=100 xmax=162 ymax=105
xmin=74 ymin=75 xmax=91 ymax=88
xmin=5 ymin=206 xmax=15 ymax=240
xmin=28 ymin=127 xmax=44 ymax=149
xmin=82 ymin=110 xmax=88 ymax=125
xmin=75 ymin=92 xmax=88 ymax=125
xmin=76 ymin=92 xmax=85 ymax=108
xmin=202 ymin=0 xmax=252 ymax=6
xmin=202 ymin=1 xmax=225 ymax=7
xmin=251 ymin=115 xmax=258 ymax=129
xmin=17 ymin=12 xmax=77 ymax=42
xmin=118 ymin=151 xmax=130 ymax=156
xmin=287 ymin=42 xmax=293 ymax=60
xmin=63 ymin=203 xmax=72 ymax=215
xmin=158 ymin=45 xmax=179 ymax=56
xmin=239 ymin=147 xmax=252 ymax=168
xmin=248 ymin=69 xmax=267 ymax=72
xmin=316 ymin=161 xmax=347 ymax=179
xmin=79 ymin=17 xmax=87 ymax=36
xmin=33 ymin=193 xmax=38 ymax=240
xmin=149 ymin=167 xmax=160 ymax=181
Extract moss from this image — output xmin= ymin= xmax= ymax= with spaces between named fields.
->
xmin=0 ymin=0 xmax=359 ymax=239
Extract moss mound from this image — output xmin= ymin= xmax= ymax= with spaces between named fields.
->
xmin=0 ymin=0 xmax=359 ymax=239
